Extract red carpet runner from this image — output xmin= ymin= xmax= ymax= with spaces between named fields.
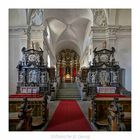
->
xmin=46 ymin=100 xmax=92 ymax=131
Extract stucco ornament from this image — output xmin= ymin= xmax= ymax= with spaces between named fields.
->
xmin=31 ymin=9 xmax=43 ymax=26
xmin=93 ymin=9 xmax=107 ymax=27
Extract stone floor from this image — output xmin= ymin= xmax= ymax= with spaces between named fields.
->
xmin=47 ymin=100 xmax=60 ymax=122
xmin=77 ymin=100 xmax=91 ymax=121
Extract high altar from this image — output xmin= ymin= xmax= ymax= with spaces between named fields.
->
xmin=56 ymin=49 xmax=80 ymax=82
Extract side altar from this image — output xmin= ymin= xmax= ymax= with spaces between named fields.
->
xmin=87 ymin=41 xmax=125 ymax=95
xmin=10 ymin=45 xmax=50 ymax=130
xmin=16 ymin=45 xmax=49 ymax=95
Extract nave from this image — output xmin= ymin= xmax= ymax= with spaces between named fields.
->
xmin=9 ymin=9 xmax=131 ymax=131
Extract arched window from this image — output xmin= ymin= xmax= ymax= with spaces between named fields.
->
xmin=48 ymin=54 xmax=50 ymax=68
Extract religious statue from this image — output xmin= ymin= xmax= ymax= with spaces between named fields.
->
xmin=41 ymin=73 xmax=45 ymax=83
xmin=29 ymin=70 xmax=37 ymax=83
xmin=99 ymin=71 xmax=109 ymax=86
xmin=91 ymin=71 xmax=96 ymax=84
xmin=19 ymin=72 xmax=24 ymax=83
xmin=21 ymin=47 xmax=26 ymax=66
xmin=108 ymin=98 xmax=125 ymax=131
xmin=112 ymin=72 xmax=118 ymax=83
xmin=87 ymin=71 xmax=92 ymax=84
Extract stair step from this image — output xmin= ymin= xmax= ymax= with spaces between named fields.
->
xmin=58 ymin=92 xmax=80 ymax=94
xmin=56 ymin=82 xmax=81 ymax=100
xmin=57 ymin=94 xmax=80 ymax=96
xmin=60 ymin=83 xmax=79 ymax=88
xmin=56 ymin=98 xmax=81 ymax=100
xmin=58 ymin=89 xmax=79 ymax=92
xmin=58 ymin=89 xmax=79 ymax=90
xmin=56 ymin=95 xmax=81 ymax=97
xmin=57 ymin=92 xmax=80 ymax=94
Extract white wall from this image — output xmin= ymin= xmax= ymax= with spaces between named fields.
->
xmin=95 ymin=28 xmax=131 ymax=91
xmin=116 ymin=35 xmax=131 ymax=91
xmin=81 ymin=9 xmax=131 ymax=91
xmin=9 ymin=9 xmax=27 ymax=27
xmin=107 ymin=9 xmax=131 ymax=26
xmin=116 ymin=9 xmax=131 ymax=26
xmin=9 ymin=31 xmax=27 ymax=94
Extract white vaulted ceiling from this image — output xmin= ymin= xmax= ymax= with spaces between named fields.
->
xmin=44 ymin=9 xmax=93 ymax=56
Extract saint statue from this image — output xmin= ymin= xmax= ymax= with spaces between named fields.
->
xmin=112 ymin=72 xmax=118 ymax=83
xmin=91 ymin=71 xmax=96 ymax=84
xmin=100 ymin=71 xmax=109 ymax=86
xmin=21 ymin=47 xmax=26 ymax=66
xmin=87 ymin=71 xmax=92 ymax=84
xmin=41 ymin=73 xmax=45 ymax=83
xmin=29 ymin=70 xmax=37 ymax=83
xmin=19 ymin=72 xmax=24 ymax=83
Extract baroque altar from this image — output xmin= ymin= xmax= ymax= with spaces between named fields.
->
xmin=87 ymin=41 xmax=124 ymax=94
xmin=56 ymin=49 xmax=80 ymax=83
xmin=16 ymin=46 xmax=49 ymax=94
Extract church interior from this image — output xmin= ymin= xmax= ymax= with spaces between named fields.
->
xmin=9 ymin=9 xmax=131 ymax=131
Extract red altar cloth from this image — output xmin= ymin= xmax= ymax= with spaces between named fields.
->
xmin=9 ymin=93 xmax=43 ymax=98
xmin=95 ymin=93 xmax=130 ymax=98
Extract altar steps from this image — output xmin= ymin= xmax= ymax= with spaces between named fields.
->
xmin=56 ymin=83 xmax=81 ymax=100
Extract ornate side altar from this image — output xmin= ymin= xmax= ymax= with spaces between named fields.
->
xmin=87 ymin=41 xmax=124 ymax=95
xmin=16 ymin=46 xmax=49 ymax=95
